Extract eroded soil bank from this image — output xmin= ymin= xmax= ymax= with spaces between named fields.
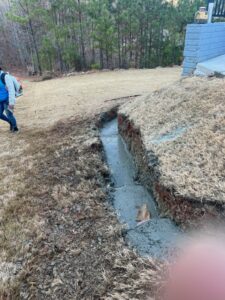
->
xmin=118 ymin=114 xmax=225 ymax=228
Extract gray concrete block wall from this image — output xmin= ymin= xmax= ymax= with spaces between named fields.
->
xmin=182 ymin=23 xmax=225 ymax=76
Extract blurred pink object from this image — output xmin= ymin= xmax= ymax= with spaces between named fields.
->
xmin=165 ymin=240 xmax=225 ymax=300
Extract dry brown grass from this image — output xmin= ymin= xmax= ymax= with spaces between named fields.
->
xmin=120 ymin=76 xmax=225 ymax=203
xmin=0 ymin=117 xmax=163 ymax=299
xmin=0 ymin=68 xmax=182 ymax=299
xmin=15 ymin=67 xmax=181 ymax=129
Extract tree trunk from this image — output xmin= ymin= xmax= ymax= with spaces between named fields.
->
xmin=77 ymin=0 xmax=86 ymax=69
xmin=117 ymin=22 xmax=121 ymax=68
xmin=100 ymin=45 xmax=104 ymax=69
xmin=28 ymin=19 xmax=42 ymax=75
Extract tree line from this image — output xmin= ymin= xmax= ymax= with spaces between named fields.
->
xmin=0 ymin=0 xmax=203 ymax=74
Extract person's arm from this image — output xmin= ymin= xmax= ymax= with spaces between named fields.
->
xmin=5 ymin=74 xmax=16 ymax=108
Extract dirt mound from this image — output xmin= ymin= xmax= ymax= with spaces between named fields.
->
xmin=119 ymin=77 xmax=225 ymax=224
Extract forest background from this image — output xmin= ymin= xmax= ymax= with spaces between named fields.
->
xmin=0 ymin=0 xmax=203 ymax=74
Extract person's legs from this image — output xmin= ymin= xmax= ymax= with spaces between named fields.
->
xmin=3 ymin=101 xmax=18 ymax=130
xmin=0 ymin=101 xmax=11 ymax=125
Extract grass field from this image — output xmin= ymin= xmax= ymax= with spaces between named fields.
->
xmin=0 ymin=68 xmax=180 ymax=299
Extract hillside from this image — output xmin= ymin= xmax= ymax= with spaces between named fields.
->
xmin=119 ymin=77 xmax=225 ymax=224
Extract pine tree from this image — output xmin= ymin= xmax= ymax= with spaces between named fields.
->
xmin=3 ymin=0 xmax=203 ymax=72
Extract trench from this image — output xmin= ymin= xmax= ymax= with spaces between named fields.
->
xmin=100 ymin=118 xmax=183 ymax=260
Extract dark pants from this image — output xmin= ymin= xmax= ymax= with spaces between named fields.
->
xmin=0 ymin=100 xmax=17 ymax=129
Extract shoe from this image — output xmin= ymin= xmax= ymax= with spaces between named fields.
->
xmin=9 ymin=123 xmax=13 ymax=131
xmin=12 ymin=127 xmax=19 ymax=132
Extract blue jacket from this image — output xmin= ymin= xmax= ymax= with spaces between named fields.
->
xmin=0 ymin=71 xmax=19 ymax=105
xmin=0 ymin=77 xmax=9 ymax=102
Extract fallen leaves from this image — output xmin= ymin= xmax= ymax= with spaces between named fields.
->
xmin=136 ymin=204 xmax=151 ymax=223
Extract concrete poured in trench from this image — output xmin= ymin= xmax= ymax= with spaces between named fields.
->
xmin=101 ymin=119 xmax=182 ymax=259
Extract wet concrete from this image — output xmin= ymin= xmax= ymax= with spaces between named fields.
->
xmin=151 ymin=126 xmax=189 ymax=145
xmin=101 ymin=119 xmax=182 ymax=259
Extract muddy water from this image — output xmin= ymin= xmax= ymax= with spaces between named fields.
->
xmin=101 ymin=119 xmax=182 ymax=259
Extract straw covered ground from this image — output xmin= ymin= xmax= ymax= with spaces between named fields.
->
xmin=0 ymin=69 xmax=181 ymax=299
xmin=0 ymin=117 xmax=164 ymax=299
xmin=120 ymin=77 xmax=225 ymax=205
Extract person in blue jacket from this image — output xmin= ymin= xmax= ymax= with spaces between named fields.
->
xmin=0 ymin=67 xmax=19 ymax=132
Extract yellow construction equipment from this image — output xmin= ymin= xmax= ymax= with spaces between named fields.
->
xmin=195 ymin=7 xmax=208 ymax=23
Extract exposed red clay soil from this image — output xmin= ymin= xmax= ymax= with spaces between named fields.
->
xmin=118 ymin=114 xmax=225 ymax=228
